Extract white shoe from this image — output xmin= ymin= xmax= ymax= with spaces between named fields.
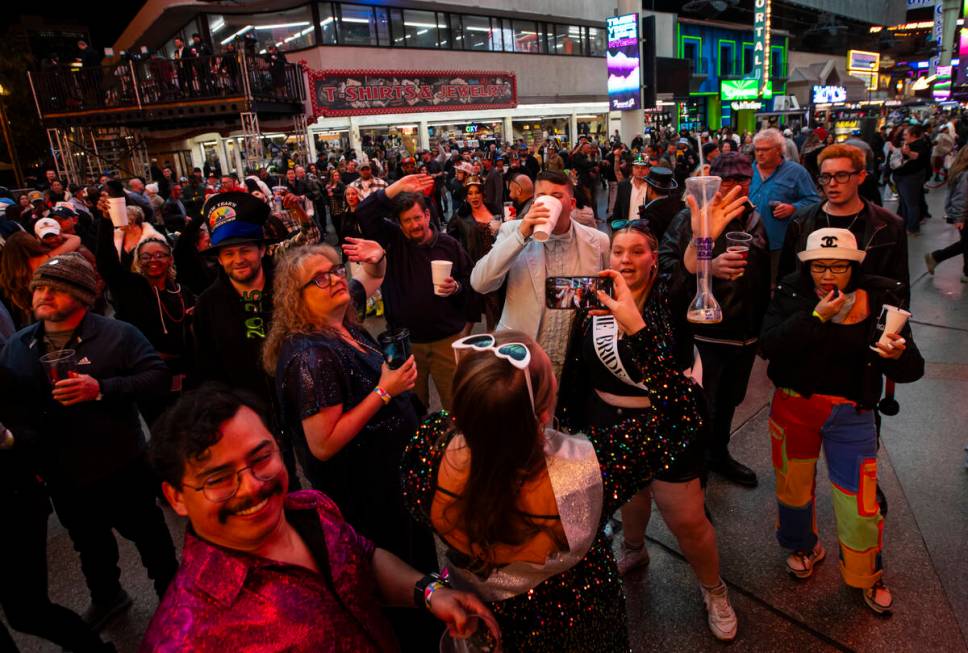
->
xmin=700 ymin=581 xmax=738 ymax=641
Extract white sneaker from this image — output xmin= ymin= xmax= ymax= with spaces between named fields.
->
xmin=701 ymin=581 xmax=738 ymax=641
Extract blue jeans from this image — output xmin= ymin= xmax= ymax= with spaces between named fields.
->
xmin=894 ymin=170 xmax=926 ymax=232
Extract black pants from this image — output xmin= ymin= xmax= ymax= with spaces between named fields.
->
xmin=0 ymin=483 xmax=108 ymax=652
xmin=932 ymin=225 xmax=968 ymax=275
xmin=50 ymin=459 xmax=178 ymax=605
xmin=696 ymin=341 xmax=758 ymax=460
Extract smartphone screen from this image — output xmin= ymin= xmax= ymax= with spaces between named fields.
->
xmin=545 ymin=276 xmax=613 ymax=310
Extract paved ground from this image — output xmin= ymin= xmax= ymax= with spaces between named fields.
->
xmin=7 ymin=185 xmax=968 ymax=652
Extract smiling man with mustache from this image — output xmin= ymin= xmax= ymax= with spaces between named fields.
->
xmin=142 ymin=384 xmax=499 ymax=653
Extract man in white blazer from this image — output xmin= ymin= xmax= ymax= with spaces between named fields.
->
xmin=470 ymin=169 xmax=609 ymax=376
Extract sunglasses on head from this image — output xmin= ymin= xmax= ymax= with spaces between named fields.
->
xmin=609 ymin=217 xmax=654 ymax=234
xmin=452 ymin=334 xmax=534 ymax=414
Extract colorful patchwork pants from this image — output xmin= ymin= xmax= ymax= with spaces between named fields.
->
xmin=769 ymin=389 xmax=884 ymax=588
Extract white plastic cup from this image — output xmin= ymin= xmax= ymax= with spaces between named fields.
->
xmin=108 ymin=197 xmax=128 ymax=227
xmin=431 ymin=260 xmax=453 ymax=296
xmin=531 ymin=195 xmax=562 ymax=243
xmin=877 ymin=305 xmax=911 ymax=348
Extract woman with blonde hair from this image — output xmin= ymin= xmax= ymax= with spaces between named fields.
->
xmin=115 ymin=204 xmax=164 ymax=271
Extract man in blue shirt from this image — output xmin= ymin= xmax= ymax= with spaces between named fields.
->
xmin=748 ymin=128 xmax=820 ymax=283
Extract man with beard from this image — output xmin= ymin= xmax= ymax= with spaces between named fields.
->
xmin=142 ymin=384 xmax=499 ymax=652
xmin=0 ymin=254 xmax=177 ymax=631
xmin=192 ymin=192 xmax=302 ymax=486
xmin=356 ymin=175 xmax=473 ymax=411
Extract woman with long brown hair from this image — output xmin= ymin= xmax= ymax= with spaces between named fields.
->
xmin=401 ymin=268 xmax=700 ymax=651
xmin=925 ymin=144 xmax=968 ymax=281
xmin=0 ymin=231 xmax=81 ymax=328
xmin=446 ymin=176 xmax=501 ymax=329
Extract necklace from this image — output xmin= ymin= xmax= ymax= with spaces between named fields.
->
xmin=824 ymin=204 xmax=863 ymax=233
xmin=153 ymin=283 xmax=187 ymax=335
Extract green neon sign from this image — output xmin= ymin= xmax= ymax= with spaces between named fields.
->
xmin=720 ymin=79 xmax=773 ymax=101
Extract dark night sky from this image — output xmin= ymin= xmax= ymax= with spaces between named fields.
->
xmin=27 ymin=1 xmax=146 ymax=48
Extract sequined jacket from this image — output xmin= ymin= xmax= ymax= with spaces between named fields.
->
xmin=140 ymin=491 xmax=398 ymax=653
xmin=402 ymin=326 xmax=700 ymax=653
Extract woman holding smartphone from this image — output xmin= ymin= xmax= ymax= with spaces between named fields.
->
xmin=558 ymin=186 xmax=747 ymax=642
xmin=761 ymin=228 xmax=924 ymax=614
xmin=401 ymin=271 xmax=698 ymax=651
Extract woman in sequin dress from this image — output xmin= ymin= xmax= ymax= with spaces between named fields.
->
xmin=401 ymin=270 xmax=699 ymax=652
xmin=558 ymin=210 xmax=745 ymax=642
xmin=263 ymin=243 xmax=439 ymax=647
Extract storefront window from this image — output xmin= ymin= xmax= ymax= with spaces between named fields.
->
xmin=211 ymin=6 xmax=314 ymax=54
xmin=375 ymin=8 xmax=390 ymax=46
xmin=588 ymin=27 xmax=606 ymax=57
xmin=436 ymin=14 xmax=451 ymax=48
xmin=389 ymin=9 xmax=406 ymax=46
xmin=403 ymin=9 xmax=438 ymax=48
xmin=462 ymin=15 xmax=495 ymax=51
xmin=337 ymin=3 xmax=378 ymax=46
xmin=552 ymin=24 xmax=583 ymax=56
xmin=317 ymin=3 xmax=337 ymax=45
xmin=512 ymin=20 xmax=539 ymax=53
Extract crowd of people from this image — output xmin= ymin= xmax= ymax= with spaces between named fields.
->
xmin=4 ymin=103 xmax=967 ymax=651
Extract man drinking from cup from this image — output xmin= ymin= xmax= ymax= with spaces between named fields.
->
xmin=471 ymin=170 xmax=609 ymax=377
xmin=0 ymin=253 xmax=177 ymax=631
xmin=355 ymin=174 xmax=473 ymax=411
xmin=760 ymin=227 xmax=923 ymax=615
xmin=660 ymin=152 xmax=770 ymax=487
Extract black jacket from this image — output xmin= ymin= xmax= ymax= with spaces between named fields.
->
xmin=660 ymin=206 xmax=771 ymax=344
xmin=760 ymin=273 xmax=923 ymax=408
xmin=611 ymin=179 xmax=634 ymax=223
xmin=0 ymin=312 xmax=169 ymax=489
xmin=193 ymin=264 xmax=275 ymax=399
xmin=356 ymin=190 xmax=473 ymax=342
xmin=640 ymin=194 xmax=684 ymax=242
xmin=778 ymin=200 xmax=910 ymax=305
xmin=483 ymin=168 xmax=505 ymax=214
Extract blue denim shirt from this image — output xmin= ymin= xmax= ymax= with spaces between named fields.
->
xmin=749 ymin=160 xmax=820 ymax=250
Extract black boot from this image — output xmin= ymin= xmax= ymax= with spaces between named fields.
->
xmin=709 ymin=453 xmax=758 ymax=488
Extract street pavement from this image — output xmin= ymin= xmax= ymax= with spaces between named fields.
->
xmin=6 ymin=184 xmax=968 ymax=652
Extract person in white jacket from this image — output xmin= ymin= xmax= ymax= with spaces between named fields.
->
xmin=470 ymin=169 xmax=609 ymax=377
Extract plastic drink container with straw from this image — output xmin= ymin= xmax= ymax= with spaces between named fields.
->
xmin=685 ymin=176 xmax=724 ymax=324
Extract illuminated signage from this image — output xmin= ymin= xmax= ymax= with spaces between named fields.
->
xmin=753 ymin=0 xmax=772 ymax=95
xmin=847 ymin=50 xmax=879 ymax=72
xmin=721 ymin=79 xmax=773 ymax=100
xmin=606 ymin=13 xmax=641 ymax=112
xmin=958 ymin=0 xmax=968 ymax=87
xmin=730 ymin=101 xmax=764 ymax=111
xmin=934 ymin=65 xmax=952 ymax=100
xmin=931 ymin=0 xmax=944 ymax=74
xmin=812 ymin=85 xmax=847 ymax=103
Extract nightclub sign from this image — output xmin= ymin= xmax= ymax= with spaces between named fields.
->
xmin=307 ymin=69 xmax=517 ymax=118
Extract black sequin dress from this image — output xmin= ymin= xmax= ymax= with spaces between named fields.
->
xmin=402 ymin=324 xmax=701 ymax=652
xmin=275 ymin=308 xmax=435 ymax=570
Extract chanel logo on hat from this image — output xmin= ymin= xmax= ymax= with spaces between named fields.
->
xmin=821 ymin=235 xmax=837 ymax=247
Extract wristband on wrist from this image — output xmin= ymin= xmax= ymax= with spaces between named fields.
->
xmin=414 ymin=569 xmax=450 ymax=610
xmin=812 ymin=310 xmax=828 ymax=322
xmin=373 ymin=386 xmax=392 ymax=405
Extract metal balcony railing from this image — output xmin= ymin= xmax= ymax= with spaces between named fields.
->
xmin=28 ymin=53 xmax=304 ymax=119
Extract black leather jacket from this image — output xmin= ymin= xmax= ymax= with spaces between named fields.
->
xmin=659 ymin=206 xmax=771 ymax=345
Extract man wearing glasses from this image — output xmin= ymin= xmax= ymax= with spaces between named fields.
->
xmin=778 ymin=144 xmax=909 ymax=303
xmin=748 ymin=128 xmax=821 ymax=284
xmin=143 ymin=384 xmax=499 ymax=652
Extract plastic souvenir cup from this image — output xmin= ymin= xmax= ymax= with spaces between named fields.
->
xmin=377 ymin=329 xmax=411 ymax=370
xmin=531 ymin=194 xmax=563 ymax=243
xmin=431 ymin=260 xmax=453 ymax=296
xmin=876 ymin=305 xmax=911 ymax=350
xmin=39 ymin=349 xmax=76 ymax=385
xmin=503 ymin=201 xmax=516 ymax=221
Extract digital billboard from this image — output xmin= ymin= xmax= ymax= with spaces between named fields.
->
xmin=606 ymin=13 xmax=641 ymax=111
xmin=812 ymin=85 xmax=847 ymax=104
xmin=720 ymin=79 xmax=773 ymax=101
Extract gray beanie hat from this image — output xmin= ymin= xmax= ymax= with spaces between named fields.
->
xmin=29 ymin=252 xmax=97 ymax=307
